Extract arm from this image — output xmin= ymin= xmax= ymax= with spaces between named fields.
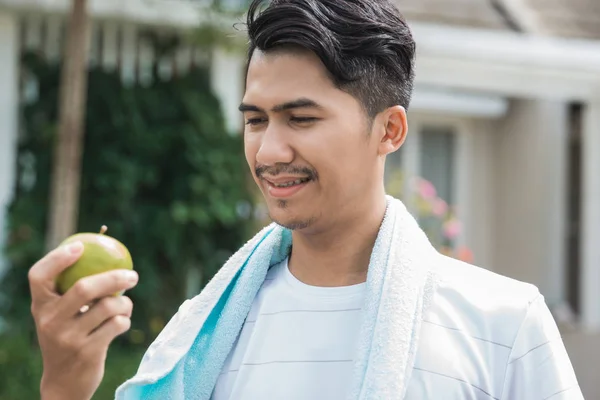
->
xmin=500 ymin=295 xmax=584 ymax=400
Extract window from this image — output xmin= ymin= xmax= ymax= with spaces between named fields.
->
xmin=384 ymin=120 xmax=463 ymax=253
xmin=385 ymin=123 xmax=458 ymax=207
xmin=420 ymin=126 xmax=456 ymax=206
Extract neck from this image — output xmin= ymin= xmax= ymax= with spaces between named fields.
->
xmin=287 ymin=189 xmax=388 ymax=287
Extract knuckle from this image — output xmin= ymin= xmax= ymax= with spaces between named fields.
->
xmin=27 ymin=267 xmax=41 ymax=285
xmin=111 ymin=315 xmax=131 ymax=332
xmin=37 ymin=315 xmax=54 ymax=334
xmin=73 ymin=279 xmax=92 ymax=299
xmin=30 ymin=301 xmax=39 ymax=317
xmin=121 ymin=296 xmax=133 ymax=312
xmin=92 ymin=299 xmax=108 ymax=315
xmin=95 ymin=296 xmax=132 ymax=318
xmin=97 ymin=298 xmax=117 ymax=316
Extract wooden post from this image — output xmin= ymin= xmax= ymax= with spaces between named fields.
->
xmin=45 ymin=0 xmax=90 ymax=250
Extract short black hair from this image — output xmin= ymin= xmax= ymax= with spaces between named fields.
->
xmin=244 ymin=0 xmax=416 ymax=118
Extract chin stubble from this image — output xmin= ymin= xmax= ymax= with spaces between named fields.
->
xmin=269 ymin=200 xmax=314 ymax=230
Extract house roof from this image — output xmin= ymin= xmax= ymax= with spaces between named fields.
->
xmin=519 ymin=0 xmax=600 ymax=40
xmin=396 ymin=0 xmax=600 ymax=40
xmin=396 ymin=0 xmax=512 ymax=31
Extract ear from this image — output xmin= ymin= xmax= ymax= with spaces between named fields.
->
xmin=377 ymin=105 xmax=408 ymax=156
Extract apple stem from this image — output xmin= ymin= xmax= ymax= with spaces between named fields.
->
xmin=100 ymin=225 xmax=108 ymax=235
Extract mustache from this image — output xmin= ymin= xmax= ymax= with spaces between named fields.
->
xmin=255 ymin=164 xmax=318 ymax=180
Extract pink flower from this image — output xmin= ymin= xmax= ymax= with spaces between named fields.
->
xmin=456 ymin=246 xmax=474 ymax=263
xmin=443 ymin=218 xmax=461 ymax=240
xmin=432 ymin=198 xmax=448 ymax=217
xmin=417 ymin=179 xmax=437 ymax=200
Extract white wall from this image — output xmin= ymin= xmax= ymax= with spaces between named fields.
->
xmin=0 ymin=11 xmax=19 ymax=272
xmin=413 ymin=22 xmax=600 ymax=102
xmin=462 ymin=119 xmax=496 ymax=270
xmin=492 ymin=99 xmax=569 ymax=306
xmin=580 ymin=102 xmax=600 ymax=331
xmin=210 ymin=48 xmax=245 ymax=135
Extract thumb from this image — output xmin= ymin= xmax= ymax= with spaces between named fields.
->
xmin=28 ymin=241 xmax=84 ymax=302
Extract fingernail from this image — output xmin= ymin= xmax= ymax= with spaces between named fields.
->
xmin=65 ymin=241 xmax=83 ymax=255
xmin=123 ymin=270 xmax=138 ymax=284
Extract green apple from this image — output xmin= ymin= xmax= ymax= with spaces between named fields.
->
xmin=55 ymin=225 xmax=134 ymax=295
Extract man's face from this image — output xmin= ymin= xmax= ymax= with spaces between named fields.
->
xmin=241 ymin=49 xmax=385 ymax=232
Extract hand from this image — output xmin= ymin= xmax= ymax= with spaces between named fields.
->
xmin=28 ymin=241 xmax=139 ymax=400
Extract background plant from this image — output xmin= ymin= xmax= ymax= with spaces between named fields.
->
xmin=386 ymin=169 xmax=474 ymax=263
xmin=0 ymin=52 xmax=257 ymax=398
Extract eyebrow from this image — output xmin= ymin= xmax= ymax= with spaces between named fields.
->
xmin=238 ymin=98 xmax=324 ymax=113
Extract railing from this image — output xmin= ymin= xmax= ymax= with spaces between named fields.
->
xmin=0 ymin=0 xmax=206 ymax=27
xmin=18 ymin=11 xmax=210 ymax=92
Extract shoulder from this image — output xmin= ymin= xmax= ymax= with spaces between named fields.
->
xmin=426 ymin=254 xmax=542 ymax=351
xmin=432 ymin=254 xmax=541 ymax=310
xmin=411 ymin=255 xmax=581 ymax=399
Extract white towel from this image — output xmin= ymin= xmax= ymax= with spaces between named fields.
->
xmin=115 ymin=196 xmax=439 ymax=399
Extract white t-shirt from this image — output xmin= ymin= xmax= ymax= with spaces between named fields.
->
xmin=211 ymin=257 xmax=366 ymax=400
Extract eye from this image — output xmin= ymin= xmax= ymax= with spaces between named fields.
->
xmin=290 ymin=117 xmax=319 ymax=124
xmin=245 ymin=117 xmax=267 ymax=126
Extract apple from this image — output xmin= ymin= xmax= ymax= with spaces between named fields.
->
xmin=55 ymin=225 xmax=134 ymax=295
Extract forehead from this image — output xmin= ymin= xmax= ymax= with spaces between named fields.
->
xmin=243 ymin=49 xmax=338 ymax=105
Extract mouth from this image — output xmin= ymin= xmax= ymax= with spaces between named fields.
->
xmin=263 ymin=177 xmax=312 ymax=199
xmin=270 ymin=177 xmax=311 ymax=188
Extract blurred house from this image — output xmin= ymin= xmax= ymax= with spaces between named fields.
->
xmin=0 ymin=0 xmax=598 ymax=396
xmin=393 ymin=1 xmax=600 ymax=397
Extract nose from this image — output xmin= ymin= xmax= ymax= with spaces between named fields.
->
xmin=255 ymin=124 xmax=294 ymax=167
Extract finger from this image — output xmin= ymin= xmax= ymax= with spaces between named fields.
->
xmin=78 ymin=296 xmax=133 ymax=335
xmin=28 ymin=242 xmax=84 ymax=303
xmin=87 ymin=315 xmax=131 ymax=348
xmin=59 ymin=269 xmax=138 ymax=316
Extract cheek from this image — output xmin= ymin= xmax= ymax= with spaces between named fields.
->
xmin=308 ymin=133 xmax=364 ymax=185
xmin=331 ymin=141 xmax=377 ymax=190
xmin=244 ymin=135 xmax=260 ymax=173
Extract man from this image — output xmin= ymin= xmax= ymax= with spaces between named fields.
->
xmin=29 ymin=0 xmax=583 ymax=399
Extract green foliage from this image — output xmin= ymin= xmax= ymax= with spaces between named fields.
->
xmin=0 ymin=334 xmax=145 ymax=400
xmin=0 ymin=52 xmax=257 ymax=383
xmin=0 ymin=334 xmax=42 ymax=400
xmin=185 ymin=0 xmax=254 ymax=54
